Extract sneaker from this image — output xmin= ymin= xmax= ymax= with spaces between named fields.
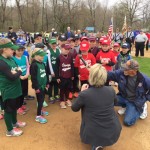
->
xmin=43 ymin=101 xmax=48 ymax=107
xmin=69 ymin=92 xmax=73 ymax=99
xmin=35 ymin=116 xmax=47 ymax=124
xmin=17 ymin=108 xmax=26 ymax=115
xmin=118 ymin=107 xmax=126 ymax=115
xmin=0 ymin=114 xmax=4 ymax=120
xmin=66 ymin=100 xmax=72 ymax=107
xmin=55 ymin=95 xmax=60 ymax=101
xmin=21 ymin=105 xmax=29 ymax=112
xmin=96 ymin=146 xmax=104 ymax=150
xmin=41 ymin=110 xmax=49 ymax=116
xmin=140 ymin=103 xmax=148 ymax=119
xmin=74 ymin=92 xmax=79 ymax=98
xmin=49 ymin=97 xmax=55 ymax=104
xmin=60 ymin=102 xmax=67 ymax=109
xmin=24 ymin=95 xmax=35 ymax=100
xmin=13 ymin=121 xmax=26 ymax=128
xmin=6 ymin=128 xmax=23 ymax=137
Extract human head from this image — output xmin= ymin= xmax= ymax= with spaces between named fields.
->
xmin=101 ymin=40 xmax=110 ymax=51
xmin=58 ymin=35 xmax=67 ymax=46
xmin=121 ymin=43 xmax=129 ymax=54
xmin=89 ymin=64 xmax=107 ymax=87
xmin=15 ymin=45 xmax=25 ymax=57
xmin=80 ymin=41 xmax=90 ymax=54
xmin=128 ymin=26 xmax=132 ymax=31
xmin=50 ymin=38 xmax=57 ymax=50
xmin=9 ymin=27 xmax=13 ymax=32
xmin=61 ymin=44 xmax=71 ymax=55
xmin=113 ymin=43 xmax=120 ymax=52
xmin=0 ymin=38 xmax=19 ymax=58
xmin=67 ymin=38 xmax=75 ymax=48
xmin=34 ymin=33 xmax=43 ymax=43
xmin=31 ymin=48 xmax=46 ymax=62
xmin=116 ymin=28 xmax=119 ymax=33
xmin=74 ymin=34 xmax=80 ymax=46
xmin=89 ymin=36 xmax=96 ymax=48
xmin=67 ymin=27 xmax=71 ymax=32
xmin=122 ymin=59 xmax=139 ymax=76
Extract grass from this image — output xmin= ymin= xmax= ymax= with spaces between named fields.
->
xmin=133 ymin=57 xmax=150 ymax=76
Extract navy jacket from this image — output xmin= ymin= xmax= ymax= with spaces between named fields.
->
xmin=108 ymin=70 xmax=150 ymax=113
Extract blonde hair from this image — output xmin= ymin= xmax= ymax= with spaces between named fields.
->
xmin=30 ymin=48 xmax=41 ymax=63
xmin=0 ymin=38 xmax=11 ymax=55
xmin=89 ymin=64 xmax=107 ymax=87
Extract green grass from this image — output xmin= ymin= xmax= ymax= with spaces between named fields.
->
xmin=133 ymin=57 xmax=150 ymax=76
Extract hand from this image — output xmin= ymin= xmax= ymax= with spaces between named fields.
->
xmin=20 ymin=76 xmax=25 ymax=80
xmin=35 ymin=89 xmax=40 ymax=93
xmin=78 ymin=75 xmax=80 ymax=79
xmin=57 ymin=79 xmax=61 ymax=83
xmin=11 ymin=70 xmax=17 ymax=74
xmin=81 ymin=84 xmax=89 ymax=91
xmin=71 ymin=77 xmax=74 ymax=80
xmin=17 ymin=67 xmax=22 ymax=72
xmin=51 ymin=74 xmax=55 ymax=77
xmin=45 ymin=84 xmax=49 ymax=91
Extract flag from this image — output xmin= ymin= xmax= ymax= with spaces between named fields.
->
xmin=107 ymin=17 xmax=113 ymax=43
xmin=122 ymin=16 xmax=127 ymax=36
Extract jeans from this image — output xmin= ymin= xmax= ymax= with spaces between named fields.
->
xmin=116 ymin=95 xmax=141 ymax=126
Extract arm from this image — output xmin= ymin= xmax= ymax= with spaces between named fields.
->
xmin=107 ymin=70 xmax=122 ymax=82
xmin=107 ymin=52 xmax=116 ymax=66
xmin=71 ymin=92 xmax=84 ymax=112
xmin=47 ymin=50 xmax=54 ymax=75
xmin=30 ymin=63 xmax=39 ymax=90
xmin=0 ymin=60 xmax=22 ymax=80
xmin=55 ymin=57 xmax=60 ymax=79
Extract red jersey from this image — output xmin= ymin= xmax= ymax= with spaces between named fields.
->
xmin=75 ymin=53 xmax=96 ymax=81
xmin=111 ymin=50 xmax=119 ymax=62
xmin=96 ymin=50 xmax=116 ymax=71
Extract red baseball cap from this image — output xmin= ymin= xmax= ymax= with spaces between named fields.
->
xmin=99 ymin=38 xmax=104 ymax=43
xmin=80 ymin=36 xmax=89 ymax=42
xmin=61 ymin=44 xmax=71 ymax=50
xmin=113 ymin=43 xmax=120 ymax=47
xmin=80 ymin=41 xmax=90 ymax=51
xmin=101 ymin=40 xmax=110 ymax=45
xmin=89 ymin=36 xmax=96 ymax=42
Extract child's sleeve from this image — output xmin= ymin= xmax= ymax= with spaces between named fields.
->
xmin=30 ymin=63 xmax=39 ymax=90
xmin=25 ymin=56 xmax=30 ymax=76
xmin=96 ymin=52 xmax=101 ymax=63
xmin=55 ymin=57 xmax=60 ymax=79
xmin=0 ymin=60 xmax=22 ymax=80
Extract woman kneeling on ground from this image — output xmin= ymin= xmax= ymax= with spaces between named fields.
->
xmin=71 ymin=63 xmax=122 ymax=150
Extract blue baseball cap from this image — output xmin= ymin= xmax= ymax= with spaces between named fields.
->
xmin=122 ymin=43 xmax=130 ymax=49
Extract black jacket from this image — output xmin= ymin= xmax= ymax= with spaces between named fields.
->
xmin=72 ymin=86 xmax=122 ymax=147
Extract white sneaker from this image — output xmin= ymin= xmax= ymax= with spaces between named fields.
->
xmin=6 ymin=128 xmax=23 ymax=137
xmin=118 ymin=107 xmax=126 ymax=115
xmin=140 ymin=103 xmax=148 ymax=119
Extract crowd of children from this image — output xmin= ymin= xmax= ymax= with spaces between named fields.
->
xmin=0 ymin=31 xmax=133 ymax=137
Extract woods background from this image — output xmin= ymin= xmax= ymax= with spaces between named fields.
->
xmin=0 ymin=0 xmax=150 ymax=32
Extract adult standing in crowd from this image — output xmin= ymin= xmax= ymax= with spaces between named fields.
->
xmin=7 ymin=27 xmax=17 ymax=44
xmin=72 ymin=64 xmax=122 ymax=150
xmin=113 ymin=28 xmax=123 ymax=45
xmin=124 ymin=26 xmax=134 ymax=52
xmin=17 ymin=27 xmax=24 ymax=36
xmin=134 ymin=30 xmax=148 ymax=57
xmin=108 ymin=59 xmax=150 ymax=126
xmin=145 ymin=32 xmax=150 ymax=51
xmin=65 ymin=27 xmax=75 ymax=39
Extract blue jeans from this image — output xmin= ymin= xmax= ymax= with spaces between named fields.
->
xmin=116 ymin=95 xmax=141 ymax=126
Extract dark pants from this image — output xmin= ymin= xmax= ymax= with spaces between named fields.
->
xmin=71 ymin=77 xmax=79 ymax=93
xmin=36 ymin=89 xmax=45 ymax=116
xmin=0 ymin=96 xmax=4 ymax=110
xmin=135 ymin=42 xmax=145 ymax=57
xmin=20 ymin=78 xmax=28 ymax=106
xmin=48 ymin=80 xmax=59 ymax=97
xmin=146 ymin=41 xmax=149 ymax=51
xmin=59 ymin=78 xmax=71 ymax=101
xmin=3 ymin=97 xmax=21 ymax=131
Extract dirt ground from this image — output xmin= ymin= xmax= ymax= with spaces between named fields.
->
xmin=0 ymin=49 xmax=150 ymax=150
